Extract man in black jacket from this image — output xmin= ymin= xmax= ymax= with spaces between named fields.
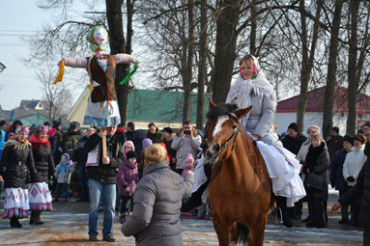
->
xmin=330 ymin=135 xmax=354 ymax=224
xmin=282 ymin=122 xmax=307 ymax=155
xmin=72 ymin=126 xmax=97 ymax=202
xmin=326 ymin=127 xmax=343 ymax=161
xmin=84 ymin=126 xmax=124 ymax=242
xmin=282 ymin=122 xmax=307 ymax=220
xmin=332 ymin=157 xmax=370 ymax=246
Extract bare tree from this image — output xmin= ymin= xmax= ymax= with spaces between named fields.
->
xmin=346 ymin=0 xmax=370 ymax=135
xmin=137 ymin=0 xmax=199 ymax=121
xmin=295 ymin=0 xmax=322 ymax=132
xmin=37 ymin=68 xmax=72 ymax=121
xmin=322 ymin=0 xmax=344 ymax=139
xmin=196 ymin=0 xmax=208 ymax=130
xmin=211 ymin=0 xmax=244 ymax=104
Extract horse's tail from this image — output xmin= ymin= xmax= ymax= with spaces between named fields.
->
xmin=236 ymin=222 xmax=250 ymax=244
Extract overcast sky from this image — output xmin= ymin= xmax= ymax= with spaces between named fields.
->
xmin=0 ymin=1 xmax=96 ymax=110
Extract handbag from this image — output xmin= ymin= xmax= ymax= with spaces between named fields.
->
xmin=305 ymin=173 xmax=325 ymax=191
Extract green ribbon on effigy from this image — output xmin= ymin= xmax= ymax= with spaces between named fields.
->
xmin=119 ymin=61 xmax=140 ymax=85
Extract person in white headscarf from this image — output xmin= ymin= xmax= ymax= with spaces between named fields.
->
xmin=226 ymin=54 xmax=306 ymax=228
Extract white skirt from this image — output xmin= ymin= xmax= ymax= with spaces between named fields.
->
xmin=83 ymin=97 xmax=121 ymax=127
xmin=28 ymin=182 xmax=53 ymax=211
xmin=256 ymin=141 xmax=306 ymax=207
xmin=192 ymin=155 xmax=208 ymax=193
xmin=3 ymin=188 xmax=30 ymax=218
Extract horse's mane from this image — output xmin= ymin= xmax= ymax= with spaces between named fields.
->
xmin=207 ymin=103 xmax=238 ymax=120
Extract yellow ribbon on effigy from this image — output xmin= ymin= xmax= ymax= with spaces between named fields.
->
xmin=53 ymin=60 xmax=65 ymax=84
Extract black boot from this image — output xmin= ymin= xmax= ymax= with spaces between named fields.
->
xmin=30 ymin=211 xmax=35 ymax=224
xmin=33 ymin=211 xmax=44 ymax=225
xmin=10 ymin=218 xmax=22 ymax=228
xmin=276 ymin=196 xmax=293 ymax=228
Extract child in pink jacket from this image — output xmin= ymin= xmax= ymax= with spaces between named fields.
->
xmin=117 ymin=151 xmax=138 ymax=223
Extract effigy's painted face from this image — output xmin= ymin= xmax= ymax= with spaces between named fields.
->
xmin=93 ymin=28 xmax=108 ymax=46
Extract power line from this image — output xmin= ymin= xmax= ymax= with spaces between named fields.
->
xmin=0 ymin=30 xmax=35 ymax=32
xmin=0 ymin=34 xmax=34 ymax=37
xmin=0 ymin=43 xmax=28 ymax=46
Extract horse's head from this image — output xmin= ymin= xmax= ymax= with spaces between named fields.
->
xmin=202 ymin=100 xmax=251 ymax=163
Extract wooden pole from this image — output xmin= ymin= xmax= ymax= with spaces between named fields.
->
xmin=102 ymin=135 xmax=108 ymax=162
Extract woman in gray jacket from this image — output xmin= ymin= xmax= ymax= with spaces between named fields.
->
xmin=226 ymin=54 xmax=305 ymax=227
xmin=121 ymin=144 xmax=194 ymax=245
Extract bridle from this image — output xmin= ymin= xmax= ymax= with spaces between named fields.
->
xmin=202 ymin=112 xmax=240 ymax=163
xmin=220 ymin=124 xmax=239 ymax=153
xmin=220 ymin=112 xmax=239 ymax=153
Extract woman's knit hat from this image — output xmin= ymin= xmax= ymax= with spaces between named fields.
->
xmin=332 ymin=127 xmax=340 ymax=134
xmin=35 ymin=125 xmax=49 ymax=136
xmin=342 ymin=135 xmax=354 ymax=145
xmin=185 ymin=153 xmax=194 ymax=164
xmin=354 ymin=133 xmax=367 ymax=145
xmin=162 ymin=127 xmax=173 ymax=134
xmin=62 ymin=153 xmax=70 ymax=162
xmin=126 ymin=150 xmax=136 ymax=160
xmin=123 ymin=140 xmax=135 ymax=153
xmin=142 ymin=138 xmax=153 ymax=149
xmin=16 ymin=126 xmax=29 ymax=134
xmin=288 ymin=122 xmax=299 ymax=132
xmin=306 ymin=125 xmax=320 ymax=134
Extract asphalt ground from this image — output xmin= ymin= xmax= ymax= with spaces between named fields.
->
xmin=0 ymin=190 xmax=363 ymax=245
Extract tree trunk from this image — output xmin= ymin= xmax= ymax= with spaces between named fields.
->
xmin=346 ymin=0 xmax=359 ymax=136
xmin=212 ymin=0 xmax=243 ymax=104
xmin=197 ymin=0 xmax=207 ymax=130
xmin=322 ymin=0 xmax=343 ymax=139
xmin=182 ymin=0 xmax=194 ymax=122
xmin=250 ymin=0 xmax=257 ymax=55
xmin=105 ymin=0 xmax=130 ymax=125
xmin=296 ymin=0 xmax=322 ymax=132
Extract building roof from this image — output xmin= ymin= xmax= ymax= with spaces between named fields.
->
xmin=276 ymin=86 xmax=370 ymax=114
xmin=127 ymin=89 xmax=211 ymax=123
xmin=19 ymin=99 xmax=46 ymax=110
xmin=10 ymin=108 xmax=49 ymax=121
xmin=0 ymin=110 xmax=11 ymax=120
xmin=67 ymin=87 xmax=211 ymax=127
xmin=16 ymin=112 xmax=51 ymax=127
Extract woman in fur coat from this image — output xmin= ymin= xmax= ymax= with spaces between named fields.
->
xmin=302 ymin=134 xmax=330 ymax=228
xmin=0 ymin=126 xmax=38 ymax=228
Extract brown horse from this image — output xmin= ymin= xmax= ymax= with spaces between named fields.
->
xmin=203 ymin=101 xmax=272 ymax=246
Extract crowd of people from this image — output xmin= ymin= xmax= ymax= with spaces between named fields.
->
xmin=1 ymin=52 xmax=370 ymax=245
xmin=0 ymin=119 xmax=199 ymax=242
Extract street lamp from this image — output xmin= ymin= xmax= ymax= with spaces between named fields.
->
xmin=0 ymin=62 xmax=5 ymax=73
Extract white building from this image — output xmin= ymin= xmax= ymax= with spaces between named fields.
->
xmin=274 ymin=86 xmax=370 ymax=135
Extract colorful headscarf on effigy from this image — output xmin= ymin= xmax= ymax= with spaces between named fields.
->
xmin=86 ymin=26 xmax=109 ymax=52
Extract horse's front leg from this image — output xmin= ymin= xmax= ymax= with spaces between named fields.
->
xmin=249 ymin=213 xmax=268 ymax=246
xmin=212 ymin=213 xmax=231 ymax=246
